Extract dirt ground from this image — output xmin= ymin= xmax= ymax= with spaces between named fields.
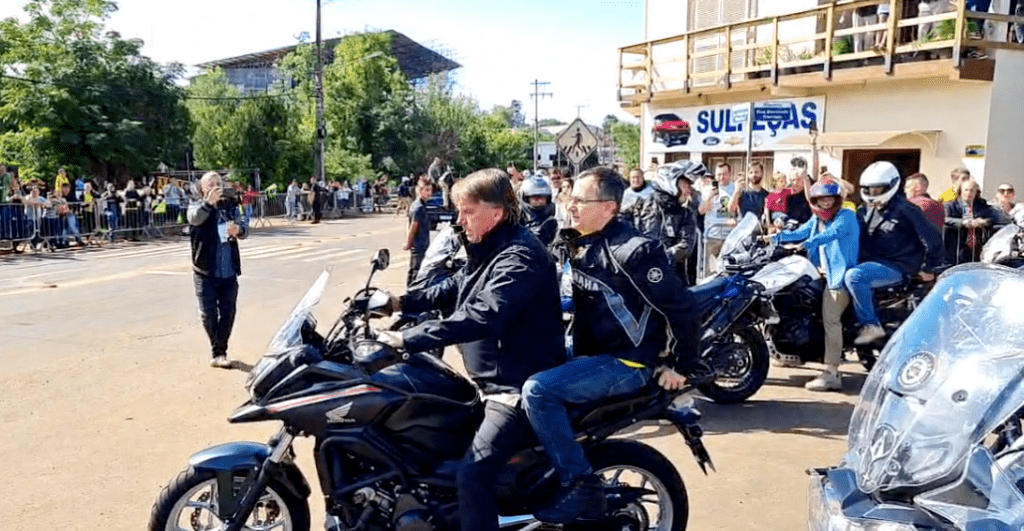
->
xmin=0 ymin=218 xmax=860 ymax=531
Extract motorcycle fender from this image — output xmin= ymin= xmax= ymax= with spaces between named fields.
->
xmin=188 ymin=441 xmax=311 ymax=517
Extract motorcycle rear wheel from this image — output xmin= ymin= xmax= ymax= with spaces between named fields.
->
xmin=565 ymin=440 xmax=689 ymax=531
xmin=148 ymin=466 xmax=310 ymax=531
xmin=698 ymin=327 xmax=770 ymax=404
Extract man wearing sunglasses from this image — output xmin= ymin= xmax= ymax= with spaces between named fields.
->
xmin=523 ymin=166 xmax=703 ymax=524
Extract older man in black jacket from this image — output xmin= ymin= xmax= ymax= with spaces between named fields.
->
xmin=379 ymin=168 xmax=565 ymax=531
xmin=523 ymin=166 xmax=701 ymax=524
xmin=189 ymin=171 xmax=247 ymax=369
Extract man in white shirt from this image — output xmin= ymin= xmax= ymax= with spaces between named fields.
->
xmin=698 ymin=162 xmax=737 ymax=273
xmin=620 ymin=168 xmax=654 ymax=211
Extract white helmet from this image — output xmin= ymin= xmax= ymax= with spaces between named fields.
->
xmin=859 ymin=161 xmax=901 ymax=207
xmin=519 ymin=176 xmax=552 ymax=200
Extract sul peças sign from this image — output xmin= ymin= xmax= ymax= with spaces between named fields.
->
xmin=648 ymin=96 xmax=825 ymax=153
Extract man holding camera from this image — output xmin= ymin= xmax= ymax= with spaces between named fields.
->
xmin=189 ymin=171 xmax=247 ymax=369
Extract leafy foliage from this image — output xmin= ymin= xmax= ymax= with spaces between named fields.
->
xmin=609 ymin=121 xmax=641 ymax=170
xmin=0 ymin=0 xmax=190 ymax=185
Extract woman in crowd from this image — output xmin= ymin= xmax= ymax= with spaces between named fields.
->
xmin=768 ymin=181 xmax=859 ymax=391
xmin=943 ymin=177 xmax=1000 ymax=265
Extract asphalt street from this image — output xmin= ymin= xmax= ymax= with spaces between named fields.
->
xmin=0 ymin=213 xmax=863 ymax=531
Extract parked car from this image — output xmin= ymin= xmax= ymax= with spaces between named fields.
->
xmin=652 ymin=113 xmax=691 ymax=147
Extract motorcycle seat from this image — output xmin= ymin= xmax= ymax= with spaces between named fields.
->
xmin=567 ymin=384 xmax=665 ymax=430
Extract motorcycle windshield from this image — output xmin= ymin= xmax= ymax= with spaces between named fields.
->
xmin=720 ymin=212 xmax=761 ymax=257
xmin=845 ymin=264 xmax=1024 ymax=494
xmin=980 ymin=224 xmax=1018 ymax=264
xmin=267 ymin=270 xmax=330 ymax=350
xmin=415 ymin=224 xmax=463 ymax=281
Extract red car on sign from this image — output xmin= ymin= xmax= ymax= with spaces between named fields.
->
xmin=652 ymin=113 xmax=691 ymax=147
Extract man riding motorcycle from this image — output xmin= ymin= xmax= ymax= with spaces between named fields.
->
xmin=621 ymin=161 xmax=703 ymax=284
xmin=378 ymin=168 xmax=566 ymax=531
xmin=845 ymin=161 xmax=944 ymax=345
xmin=519 ymin=175 xmax=558 ymax=246
xmin=769 ymin=181 xmax=859 ymax=391
xmin=523 ymin=166 xmax=702 ymax=523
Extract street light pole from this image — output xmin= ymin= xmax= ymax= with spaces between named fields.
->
xmin=315 ymin=0 xmax=326 ymax=184
xmin=529 ymin=79 xmax=551 ymax=172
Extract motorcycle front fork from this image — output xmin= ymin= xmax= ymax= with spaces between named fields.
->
xmin=222 ymin=427 xmax=296 ymax=531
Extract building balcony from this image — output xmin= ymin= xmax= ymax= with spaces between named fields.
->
xmin=618 ymin=0 xmax=1024 ymax=113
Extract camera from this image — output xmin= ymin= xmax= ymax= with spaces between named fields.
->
xmin=220 ymin=186 xmax=238 ymax=200
xmin=711 ymin=179 xmax=719 ymax=189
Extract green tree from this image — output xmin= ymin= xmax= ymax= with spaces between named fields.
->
xmin=610 ymin=121 xmax=641 ymax=170
xmin=186 ymin=69 xmax=307 ymax=185
xmin=0 ymin=0 xmax=190 ymax=184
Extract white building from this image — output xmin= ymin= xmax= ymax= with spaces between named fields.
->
xmin=619 ymin=0 xmax=1024 ymax=196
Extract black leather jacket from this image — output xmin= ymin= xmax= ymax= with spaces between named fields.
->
xmin=521 ymin=201 xmax=558 ymax=247
xmin=552 ymin=218 xmax=700 ymax=372
xmin=620 ymin=190 xmax=698 ymax=265
xmin=401 ymin=222 xmax=565 ymax=394
xmin=859 ymin=194 xmax=945 ymax=277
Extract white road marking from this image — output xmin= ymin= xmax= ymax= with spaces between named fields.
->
xmin=301 ymin=249 xmax=364 ymax=263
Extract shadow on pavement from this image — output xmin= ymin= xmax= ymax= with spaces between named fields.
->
xmin=698 ymin=398 xmax=853 ymax=439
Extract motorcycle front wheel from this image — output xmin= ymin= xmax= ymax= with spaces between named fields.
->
xmin=697 ymin=327 xmax=770 ymax=404
xmin=148 ymin=466 xmax=310 ymax=531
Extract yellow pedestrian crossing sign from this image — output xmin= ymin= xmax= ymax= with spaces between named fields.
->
xmin=556 ymin=118 xmax=598 ymax=166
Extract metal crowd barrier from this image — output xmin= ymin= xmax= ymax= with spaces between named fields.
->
xmin=2 ymin=190 xmax=375 ymax=253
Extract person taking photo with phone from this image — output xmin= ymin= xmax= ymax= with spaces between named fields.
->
xmin=188 ymin=171 xmax=248 ymax=369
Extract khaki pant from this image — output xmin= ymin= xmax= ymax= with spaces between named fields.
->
xmin=822 ymin=288 xmax=850 ymax=368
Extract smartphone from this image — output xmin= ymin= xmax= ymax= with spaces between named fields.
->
xmin=710 ymin=179 xmax=719 ymax=191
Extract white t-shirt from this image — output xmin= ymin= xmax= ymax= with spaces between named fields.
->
xmin=704 ymin=182 xmax=737 ymax=240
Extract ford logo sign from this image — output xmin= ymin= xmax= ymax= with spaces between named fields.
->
xmin=703 ymin=136 xmax=720 ymax=146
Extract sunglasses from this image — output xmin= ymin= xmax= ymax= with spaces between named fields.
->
xmin=999 ymin=188 xmax=1015 ymax=193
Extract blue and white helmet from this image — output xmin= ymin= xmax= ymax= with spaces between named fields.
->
xmin=519 ymin=175 xmax=552 ymax=200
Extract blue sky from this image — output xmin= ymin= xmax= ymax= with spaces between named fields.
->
xmin=0 ymin=0 xmax=645 ymax=125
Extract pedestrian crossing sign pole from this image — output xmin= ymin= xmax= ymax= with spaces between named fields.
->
xmin=556 ymin=118 xmax=598 ymax=176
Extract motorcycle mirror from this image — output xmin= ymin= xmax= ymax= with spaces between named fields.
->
xmin=371 ymin=249 xmax=390 ymax=271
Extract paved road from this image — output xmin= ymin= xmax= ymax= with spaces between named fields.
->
xmin=0 ymin=214 xmax=861 ymax=531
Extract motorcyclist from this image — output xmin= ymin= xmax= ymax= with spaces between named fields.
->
xmin=519 ymin=175 xmax=558 ymax=246
xmin=522 ymin=166 xmax=701 ymax=523
xmin=378 ymin=168 xmax=565 ymax=531
xmin=845 ymin=161 xmax=944 ymax=345
xmin=621 ymin=160 xmax=703 ymax=284
xmin=768 ymin=181 xmax=859 ymax=391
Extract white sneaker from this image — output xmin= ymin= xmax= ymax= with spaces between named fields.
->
xmin=805 ymin=371 xmax=842 ymax=392
xmin=772 ymin=354 xmax=804 ymax=368
xmin=854 ymin=325 xmax=886 ymax=346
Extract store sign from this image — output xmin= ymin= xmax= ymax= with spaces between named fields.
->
xmin=649 ymin=97 xmax=825 ymax=153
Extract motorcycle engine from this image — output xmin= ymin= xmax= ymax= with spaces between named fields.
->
xmin=393 ymin=493 xmax=434 ymax=531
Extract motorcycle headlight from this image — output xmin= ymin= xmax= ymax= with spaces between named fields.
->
xmin=809 ymin=473 xmax=919 ymax=531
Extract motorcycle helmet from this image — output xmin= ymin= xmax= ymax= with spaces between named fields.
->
xmin=859 ymin=161 xmax=901 ymax=207
xmin=519 ymin=176 xmax=553 ymax=207
xmin=809 ymin=181 xmax=843 ymax=221
xmin=653 ymin=161 xmax=708 ymax=196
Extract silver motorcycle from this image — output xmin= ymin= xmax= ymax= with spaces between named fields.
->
xmin=809 ymin=263 xmax=1024 ymax=530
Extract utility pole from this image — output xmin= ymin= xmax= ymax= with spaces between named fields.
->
xmin=575 ymin=104 xmax=588 ymax=118
xmin=530 ymin=79 xmax=552 ymax=172
xmin=315 ymin=0 xmax=326 ymax=184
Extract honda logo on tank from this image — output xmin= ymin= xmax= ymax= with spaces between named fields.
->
xmin=647 ymin=96 xmax=825 ymax=152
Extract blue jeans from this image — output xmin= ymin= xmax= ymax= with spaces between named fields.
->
xmin=522 ymin=355 xmax=653 ymax=485
xmin=843 ymin=262 xmax=905 ymax=327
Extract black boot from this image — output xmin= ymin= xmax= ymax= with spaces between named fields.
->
xmin=534 ymin=474 xmax=607 ymax=524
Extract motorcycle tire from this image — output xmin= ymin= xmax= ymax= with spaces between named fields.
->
xmin=566 ymin=440 xmax=688 ymax=531
xmin=856 ymin=347 xmax=876 ymax=372
xmin=148 ymin=466 xmax=310 ymax=531
xmin=697 ymin=327 xmax=770 ymax=404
